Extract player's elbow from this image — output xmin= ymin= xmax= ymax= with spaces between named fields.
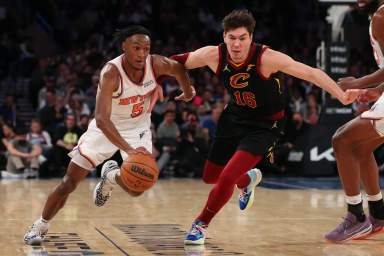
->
xmin=307 ymin=67 xmax=322 ymax=84
xmin=95 ymin=116 xmax=107 ymax=130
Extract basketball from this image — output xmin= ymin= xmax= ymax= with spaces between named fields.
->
xmin=120 ymin=154 xmax=159 ymax=192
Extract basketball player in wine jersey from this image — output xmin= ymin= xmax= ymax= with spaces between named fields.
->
xmin=325 ymin=0 xmax=384 ymax=243
xmin=23 ymin=25 xmax=195 ymax=245
xmin=169 ymin=9 xmax=362 ymax=245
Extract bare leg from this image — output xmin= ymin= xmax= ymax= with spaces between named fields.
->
xmin=353 ymin=137 xmax=384 ymax=195
xmin=42 ymin=162 xmax=89 ymax=220
xmin=332 ymin=117 xmax=382 ymax=196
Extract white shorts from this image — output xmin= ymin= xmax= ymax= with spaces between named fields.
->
xmin=68 ymin=126 xmax=152 ymax=168
xmin=361 ymin=93 xmax=384 ymax=137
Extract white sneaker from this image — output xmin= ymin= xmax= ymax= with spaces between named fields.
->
xmin=24 ymin=219 xmax=49 ymax=245
xmin=93 ymin=160 xmax=119 ymax=207
xmin=238 ymin=168 xmax=262 ymax=211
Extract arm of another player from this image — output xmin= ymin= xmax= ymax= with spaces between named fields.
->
xmin=339 ymin=12 xmax=384 ymax=90
xmin=152 ymin=54 xmax=195 ymax=101
xmin=95 ymin=64 xmax=146 ymax=155
xmin=260 ymin=48 xmax=361 ymax=105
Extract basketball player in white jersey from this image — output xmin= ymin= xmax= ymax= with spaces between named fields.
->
xmin=325 ymin=0 xmax=384 ymax=243
xmin=23 ymin=25 xmax=195 ymax=245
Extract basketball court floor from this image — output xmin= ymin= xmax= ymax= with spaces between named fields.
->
xmin=2 ymin=178 xmax=384 ymax=256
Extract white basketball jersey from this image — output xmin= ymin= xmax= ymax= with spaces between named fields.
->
xmin=90 ymin=54 xmax=157 ymax=132
xmin=369 ymin=5 xmax=384 ymax=69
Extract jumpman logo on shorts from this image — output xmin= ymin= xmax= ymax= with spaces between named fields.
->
xmin=139 ymin=131 xmax=146 ymax=139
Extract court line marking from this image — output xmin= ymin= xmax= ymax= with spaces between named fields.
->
xmin=95 ymin=227 xmax=130 ymax=256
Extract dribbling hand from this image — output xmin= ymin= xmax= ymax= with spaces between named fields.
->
xmin=126 ymin=147 xmax=151 ymax=155
xmin=175 ymin=86 xmax=196 ymax=102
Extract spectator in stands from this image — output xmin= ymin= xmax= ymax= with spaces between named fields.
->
xmin=78 ymin=114 xmax=90 ymax=134
xmin=0 ymin=94 xmax=17 ymax=126
xmin=26 ymin=119 xmax=52 ymax=156
xmin=176 ymin=125 xmax=209 ymax=178
xmin=65 ymin=93 xmax=91 ymax=123
xmin=156 ymin=110 xmax=180 ymax=171
xmin=5 ymin=126 xmax=42 ymax=178
xmin=304 ymin=92 xmax=321 ymax=125
xmin=181 ymin=111 xmax=209 ymax=143
xmin=202 ymin=107 xmax=222 ymax=140
xmin=53 ymin=113 xmax=82 ymax=175
xmin=1 ymin=122 xmax=15 ymax=149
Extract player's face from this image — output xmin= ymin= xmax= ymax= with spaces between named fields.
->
xmin=123 ymin=34 xmax=151 ymax=70
xmin=223 ymin=27 xmax=252 ymax=63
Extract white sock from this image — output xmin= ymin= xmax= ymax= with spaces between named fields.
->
xmin=366 ymin=192 xmax=383 ymax=201
xmin=345 ymin=194 xmax=362 ymax=205
xmin=40 ymin=217 xmax=48 ymax=224
xmin=106 ymin=169 xmax=119 ymax=185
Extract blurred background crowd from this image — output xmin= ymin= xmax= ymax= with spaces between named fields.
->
xmin=0 ymin=0 xmax=378 ymax=179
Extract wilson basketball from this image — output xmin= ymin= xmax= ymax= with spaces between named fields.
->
xmin=120 ymin=154 xmax=159 ymax=192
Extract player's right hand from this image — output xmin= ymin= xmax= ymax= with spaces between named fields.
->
xmin=340 ymin=89 xmax=363 ymax=105
xmin=174 ymin=85 xmax=196 ymax=102
xmin=126 ymin=147 xmax=151 ymax=155
xmin=337 ymin=76 xmax=356 ymax=91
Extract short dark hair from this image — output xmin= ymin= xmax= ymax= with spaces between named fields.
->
xmin=113 ymin=25 xmax=151 ymax=46
xmin=222 ymin=9 xmax=256 ymax=34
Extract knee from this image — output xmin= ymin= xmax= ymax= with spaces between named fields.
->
xmin=202 ymin=161 xmax=223 ymax=184
xmin=332 ymin=127 xmax=348 ymax=151
xmin=56 ymin=176 xmax=78 ymax=195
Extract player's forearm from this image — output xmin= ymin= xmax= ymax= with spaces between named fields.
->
xmin=352 ymin=68 xmax=384 ymax=88
xmin=173 ymin=65 xmax=194 ymax=98
xmin=96 ymin=118 xmax=132 ymax=152
xmin=309 ymin=68 xmax=345 ymax=101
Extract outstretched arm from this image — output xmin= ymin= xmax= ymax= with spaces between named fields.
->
xmin=171 ymin=46 xmax=220 ymax=72
xmin=260 ymin=48 xmax=360 ymax=105
xmin=152 ymin=55 xmax=195 ymax=101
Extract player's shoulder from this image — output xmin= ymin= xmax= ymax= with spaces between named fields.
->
xmin=373 ymin=7 xmax=384 ymax=24
xmin=100 ymin=62 xmax=119 ymax=79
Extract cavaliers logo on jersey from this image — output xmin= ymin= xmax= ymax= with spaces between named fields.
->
xmin=229 ymin=73 xmax=250 ymax=89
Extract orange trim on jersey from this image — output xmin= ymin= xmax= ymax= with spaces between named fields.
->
xmin=227 ymin=42 xmax=256 ymax=70
xmin=121 ymin=55 xmax=147 ymax=86
xmin=107 ymin=62 xmax=124 ymax=99
xmin=215 ymin=45 xmax=223 ymax=75
xmin=78 ymin=146 xmax=97 ymax=168
xmin=256 ymin=45 xmax=270 ymax=80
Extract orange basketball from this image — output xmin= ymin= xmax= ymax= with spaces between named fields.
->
xmin=120 ymin=154 xmax=159 ymax=192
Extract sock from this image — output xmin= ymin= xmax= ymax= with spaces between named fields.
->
xmin=106 ymin=169 xmax=119 ymax=184
xmin=367 ymin=192 xmax=384 ymax=219
xmin=236 ymin=170 xmax=252 ymax=189
xmin=196 ymin=151 xmax=262 ymax=225
xmin=346 ymin=194 xmax=365 ymax=222
xmin=40 ymin=216 xmax=48 ymax=223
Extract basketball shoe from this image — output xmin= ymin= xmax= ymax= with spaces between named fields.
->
xmin=238 ymin=168 xmax=262 ymax=211
xmin=93 ymin=160 xmax=119 ymax=207
xmin=354 ymin=215 xmax=384 ymax=240
xmin=324 ymin=212 xmax=372 ymax=243
xmin=184 ymin=220 xmax=207 ymax=245
xmin=24 ymin=219 xmax=49 ymax=245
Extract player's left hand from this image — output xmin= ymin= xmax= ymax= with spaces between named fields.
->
xmin=147 ymin=85 xmax=164 ymax=113
xmin=175 ymin=85 xmax=196 ymax=102
xmin=341 ymin=89 xmax=364 ymax=105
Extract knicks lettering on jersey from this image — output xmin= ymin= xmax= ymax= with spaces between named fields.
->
xmin=229 ymin=73 xmax=250 ymax=88
xmin=118 ymin=95 xmax=146 ymax=105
